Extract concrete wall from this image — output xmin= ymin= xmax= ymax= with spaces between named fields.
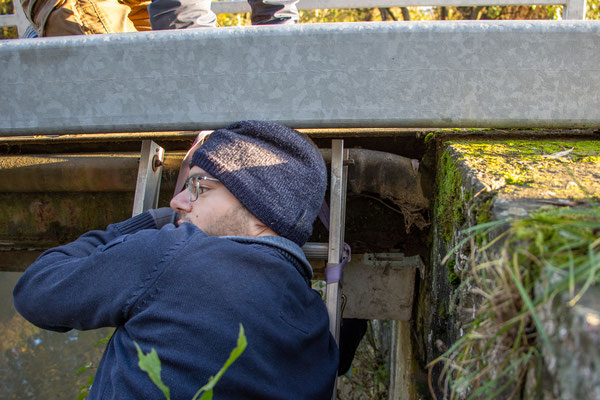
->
xmin=416 ymin=130 xmax=600 ymax=399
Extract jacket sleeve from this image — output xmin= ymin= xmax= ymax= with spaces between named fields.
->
xmin=12 ymin=212 xmax=173 ymax=332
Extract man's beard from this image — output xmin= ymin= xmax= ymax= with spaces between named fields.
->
xmin=177 ymin=204 xmax=257 ymax=237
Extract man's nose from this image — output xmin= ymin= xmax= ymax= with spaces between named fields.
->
xmin=170 ymin=189 xmax=192 ymax=213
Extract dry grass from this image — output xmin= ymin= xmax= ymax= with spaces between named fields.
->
xmin=429 ymin=204 xmax=600 ymax=399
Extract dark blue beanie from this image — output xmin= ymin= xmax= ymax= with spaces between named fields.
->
xmin=191 ymin=120 xmax=327 ymax=246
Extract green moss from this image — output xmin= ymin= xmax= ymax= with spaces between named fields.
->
xmin=438 ymin=299 xmax=448 ymax=319
xmin=433 ymin=128 xmax=493 ymax=134
xmin=475 ymin=198 xmax=494 ymax=225
xmin=424 ymin=132 xmax=435 ymax=144
xmin=446 ymin=258 xmax=460 ymax=288
xmin=474 ymin=197 xmax=496 ymax=246
xmin=453 ymin=140 xmax=600 ymax=165
xmin=437 ymin=152 xmax=464 ymax=243
xmin=504 ymin=173 xmax=532 ymax=186
xmin=448 ymin=140 xmax=600 ymax=199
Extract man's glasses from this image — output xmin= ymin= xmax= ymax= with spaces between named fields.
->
xmin=184 ymin=174 xmax=220 ymax=202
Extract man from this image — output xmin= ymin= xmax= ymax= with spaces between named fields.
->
xmin=13 ymin=120 xmax=339 ymax=399
xmin=22 ymin=0 xmax=298 ymax=37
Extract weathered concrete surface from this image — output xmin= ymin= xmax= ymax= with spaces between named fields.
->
xmin=2 ymin=21 xmax=600 ymax=135
xmin=417 ymin=132 xmax=600 ymax=399
xmin=539 ymin=287 xmax=600 ymax=399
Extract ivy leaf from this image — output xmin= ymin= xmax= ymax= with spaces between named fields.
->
xmin=135 ymin=342 xmax=171 ymax=400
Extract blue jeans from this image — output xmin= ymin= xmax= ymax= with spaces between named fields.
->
xmin=149 ymin=0 xmax=299 ymax=29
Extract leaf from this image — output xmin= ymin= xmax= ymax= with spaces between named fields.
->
xmin=199 ymin=390 xmax=213 ymax=400
xmin=541 ymin=147 xmax=574 ymax=159
xmin=135 ymin=342 xmax=171 ymax=400
xmin=192 ymin=324 xmax=247 ymax=400
xmin=75 ymin=362 xmax=93 ymax=376
xmin=94 ymin=332 xmax=113 ymax=348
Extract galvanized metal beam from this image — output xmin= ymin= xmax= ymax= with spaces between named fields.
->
xmin=2 ymin=20 xmax=600 ymax=135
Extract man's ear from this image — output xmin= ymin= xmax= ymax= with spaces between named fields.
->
xmin=251 ymin=219 xmax=278 ymax=237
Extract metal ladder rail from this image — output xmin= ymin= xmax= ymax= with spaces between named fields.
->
xmin=325 ymin=140 xmax=349 ymax=342
xmin=325 ymin=139 xmax=349 ymax=398
xmin=132 ymin=140 xmax=165 ymax=216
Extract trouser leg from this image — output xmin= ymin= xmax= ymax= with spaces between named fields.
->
xmin=122 ymin=0 xmax=152 ymax=31
xmin=248 ymin=0 xmax=298 ymax=25
xmin=148 ymin=0 xmax=216 ymax=30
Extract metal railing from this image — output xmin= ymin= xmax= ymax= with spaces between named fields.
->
xmin=0 ymin=0 xmax=30 ymax=37
xmin=212 ymin=0 xmax=587 ymax=19
xmin=0 ymin=0 xmax=587 ymax=38
xmin=2 ymin=20 xmax=599 ymax=134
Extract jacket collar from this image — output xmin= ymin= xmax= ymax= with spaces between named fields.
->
xmin=222 ymin=235 xmax=314 ymax=280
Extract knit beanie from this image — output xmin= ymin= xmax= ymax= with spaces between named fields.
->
xmin=191 ymin=120 xmax=327 ymax=246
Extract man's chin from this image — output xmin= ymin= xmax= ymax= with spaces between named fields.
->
xmin=177 ymin=217 xmax=192 ymax=227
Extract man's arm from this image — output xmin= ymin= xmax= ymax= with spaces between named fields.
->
xmin=12 ymin=211 xmax=178 ymax=332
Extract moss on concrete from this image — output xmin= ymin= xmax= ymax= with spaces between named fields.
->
xmin=447 ymin=140 xmax=600 ymax=200
xmin=424 ymin=132 xmax=435 ymax=144
xmin=436 ymin=152 xmax=465 ymax=243
xmin=445 ymin=258 xmax=460 ymax=288
xmin=429 ymin=137 xmax=600 ymax=399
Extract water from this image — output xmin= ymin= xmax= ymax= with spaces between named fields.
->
xmin=1 ymin=272 xmax=112 ymax=399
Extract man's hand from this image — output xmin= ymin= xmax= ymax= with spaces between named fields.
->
xmin=148 ymin=208 xmax=177 ymax=229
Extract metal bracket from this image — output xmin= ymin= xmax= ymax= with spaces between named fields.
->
xmin=132 ymin=140 xmax=164 ymax=216
xmin=363 ymin=252 xmax=425 ymax=269
xmin=363 ymin=252 xmax=425 ymax=279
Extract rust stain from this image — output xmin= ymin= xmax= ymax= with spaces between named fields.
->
xmin=29 ymin=199 xmax=56 ymax=228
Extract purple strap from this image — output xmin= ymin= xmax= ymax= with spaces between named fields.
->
xmin=319 ymin=200 xmax=352 ymax=284
xmin=326 ymin=243 xmax=351 ymax=284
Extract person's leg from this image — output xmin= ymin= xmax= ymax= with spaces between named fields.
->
xmin=122 ymin=0 xmax=152 ymax=31
xmin=248 ymin=0 xmax=298 ymax=25
xmin=148 ymin=0 xmax=216 ymax=30
xmin=41 ymin=0 xmax=139 ymax=36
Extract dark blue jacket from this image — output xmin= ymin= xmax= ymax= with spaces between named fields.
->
xmin=13 ymin=212 xmax=338 ymax=399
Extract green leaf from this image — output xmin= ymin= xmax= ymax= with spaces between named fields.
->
xmin=135 ymin=342 xmax=171 ymax=400
xmin=94 ymin=332 xmax=113 ymax=348
xmin=75 ymin=362 xmax=93 ymax=376
xmin=199 ymin=390 xmax=213 ymax=400
xmin=192 ymin=324 xmax=247 ymax=400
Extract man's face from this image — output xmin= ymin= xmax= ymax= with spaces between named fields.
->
xmin=170 ymin=166 xmax=256 ymax=237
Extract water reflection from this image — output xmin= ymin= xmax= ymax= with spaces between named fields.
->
xmin=1 ymin=272 xmax=112 ymax=399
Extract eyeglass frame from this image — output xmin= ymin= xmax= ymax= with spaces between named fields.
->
xmin=184 ymin=174 xmax=220 ymax=202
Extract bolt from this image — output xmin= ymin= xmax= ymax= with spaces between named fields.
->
xmin=152 ymin=155 xmax=163 ymax=172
